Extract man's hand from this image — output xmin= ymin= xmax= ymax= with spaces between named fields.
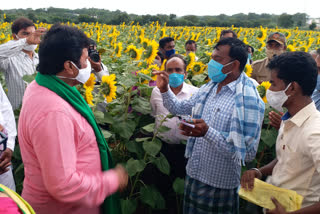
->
xmin=0 ymin=125 xmax=4 ymax=132
xmin=0 ymin=148 xmax=13 ymax=175
xmin=26 ymin=27 xmax=47 ymax=45
xmin=240 ymin=169 xmax=262 ymax=191
xmin=269 ymin=111 xmax=283 ymax=130
xmin=266 ymin=197 xmax=287 ymax=214
xmin=114 ymin=164 xmax=128 ymax=192
xmin=88 ymin=58 xmax=102 ymax=72
xmin=152 ymin=70 xmax=169 ymax=93
xmin=179 ymin=119 xmax=209 ymax=137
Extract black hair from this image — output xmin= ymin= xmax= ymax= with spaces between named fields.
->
xmin=11 ymin=17 xmax=35 ymax=34
xmin=37 ymin=24 xmax=90 ymax=75
xmin=220 ymin=30 xmax=238 ymax=39
xmin=317 ymin=48 xmax=320 ymax=55
xmin=165 ymin=54 xmax=187 ymax=71
xmin=159 ymin=37 xmax=174 ymax=49
xmin=267 ymin=52 xmax=317 ymax=96
xmin=214 ymin=37 xmax=248 ymax=72
xmin=88 ymin=38 xmax=97 ymax=47
xmin=185 ymin=40 xmax=197 ymax=49
xmin=247 ymin=45 xmax=254 ymax=54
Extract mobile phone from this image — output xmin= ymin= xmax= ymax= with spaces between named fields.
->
xmin=180 ymin=120 xmax=195 ymax=128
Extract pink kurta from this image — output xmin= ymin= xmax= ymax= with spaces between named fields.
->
xmin=18 ymin=81 xmax=119 ymax=214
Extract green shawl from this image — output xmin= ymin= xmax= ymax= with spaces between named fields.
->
xmin=35 ymin=73 xmax=120 ymax=214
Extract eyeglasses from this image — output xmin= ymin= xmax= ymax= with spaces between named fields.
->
xmin=0 ymin=132 xmax=8 ymax=153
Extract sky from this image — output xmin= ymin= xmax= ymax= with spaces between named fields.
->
xmin=1 ymin=0 xmax=320 ymax=18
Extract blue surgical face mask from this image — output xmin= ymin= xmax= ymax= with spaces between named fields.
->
xmin=165 ymin=49 xmax=175 ymax=58
xmin=169 ymin=73 xmax=184 ymax=88
xmin=207 ymin=59 xmax=234 ymax=83
xmin=248 ymin=53 xmax=252 ymax=61
xmin=316 ymin=75 xmax=320 ymax=91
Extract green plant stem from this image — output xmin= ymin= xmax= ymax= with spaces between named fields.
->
xmin=124 ymin=90 xmax=131 ymax=121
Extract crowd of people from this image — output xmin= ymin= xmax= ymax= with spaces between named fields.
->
xmin=0 ymin=17 xmax=320 ymax=214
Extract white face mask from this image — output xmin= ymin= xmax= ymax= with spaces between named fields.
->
xmin=266 ymin=83 xmax=291 ymax=112
xmin=16 ymin=35 xmax=38 ymax=52
xmin=58 ymin=59 xmax=92 ymax=84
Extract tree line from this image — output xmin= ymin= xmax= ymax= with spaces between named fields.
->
xmin=0 ymin=7 xmax=311 ymax=29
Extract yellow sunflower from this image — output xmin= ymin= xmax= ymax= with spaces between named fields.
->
xmin=286 ymin=44 xmax=296 ymax=52
xmin=144 ymin=40 xmax=159 ymax=65
xmin=84 ymin=87 xmax=94 ymax=105
xmin=147 ymin=64 xmax=160 ymax=81
xmin=191 ymin=62 xmax=206 ymax=75
xmin=137 ymin=69 xmax=150 ymax=84
xmin=256 ymin=28 xmax=267 ymax=42
xmin=101 ymin=74 xmax=117 ymax=103
xmin=244 ymin=64 xmax=253 ymax=77
xmin=84 ymin=73 xmax=96 ymax=89
xmin=160 ymin=59 xmax=167 ymax=71
xmin=186 ymin=52 xmax=196 ymax=71
xmin=257 ymin=81 xmax=271 ymax=103
xmin=124 ymin=44 xmax=143 ymax=61
xmin=114 ymin=42 xmax=123 ymax=58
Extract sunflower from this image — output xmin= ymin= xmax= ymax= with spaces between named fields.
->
xmin=137 ymin=69 xmax=151 ymax=84
xmin=256 ymin=28 xmax=267 ymax=42
xmin=186 ymin=52 xmax=196 ymax=71
xmin=114 ymin=42 xmax=123 ymax=58
xmin=191 ymin=62 xmax=206 ymax=75
xmin=160 ymin=59 xmax=167 ymax=71
xmin=125 ymin=44 xmax=142 ymax=61
xmin=286 ymin=44 xmax=296 ymax=52
xmin=144 ymin=40 xmax=159 ymax=65
xmin=84 ymin=87 xmax=94 ymax=105
xmin=244 ymin=64 xmax=253 ymax=77
xmin=147 ymin=64 xmax=160 ymax=81
xmin=84 ymin=73 xmax=96 ymax=89
xmin=257 ymin=81 xmax=271 ymax=103
xmin=101 ymin=74 xmax=117 ymax=103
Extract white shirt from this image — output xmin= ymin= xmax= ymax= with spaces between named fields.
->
xmin=0 ymin=83 xmax=17 ymax=151
xmin=269 ymin=102 xmax=320 ymax=208
xmin=92 ymin=62 xmax=109 ymax=81
xmin=150 ymin=82 xmax=199 ymax=144
xmin=0 ymin=38 xmax=38 ymax=109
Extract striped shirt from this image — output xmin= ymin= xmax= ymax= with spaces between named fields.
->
xmin=0 ymin=38 xmax=38 ymax=110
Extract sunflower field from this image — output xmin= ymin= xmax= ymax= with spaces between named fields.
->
xmin=1 ymin=20 xmax=320 ymax=214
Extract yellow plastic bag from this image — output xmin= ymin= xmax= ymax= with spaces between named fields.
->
xmin=239 ymin=178 xmax=303 ymax=212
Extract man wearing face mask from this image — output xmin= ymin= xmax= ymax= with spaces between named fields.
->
xmin=251 ymin=32 xmax=287 ymax=83
xmin=153 ymin=38 xmax=265 ymax=214
xmin=0 ymin=17 xmax=46 ymax=110
xmin=241 ymin=52 xmax=320 ymax=214
xmin=18 ymin=24 xmax=128 ymax=214
xmin=158 ymin=37 xmax=175 ymax=61
xmin=150 ymin=54 xmax=198 ymax=172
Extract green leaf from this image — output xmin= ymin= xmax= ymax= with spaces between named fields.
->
xmin=135 ymin=137 xmax=152 ymax=142
xmin=101 ymin=129 xmax=112 ymax=139
xmin=143 ymin=138 xmax=162 ymax=157
xmin=191 ymin=74 xmax=206 ymax=83
xmin=112 ymin=120 xmax=136 ymax=139
xmin=120 ymin=199 xmax=137 ymax=214
xmin=153 ymin=153 xmax=170 ymax=175
xmin=93 ymin=111 xmax=105 ymax=123
xmin=140 ymin=185 xmax=166 ymax=209
xmin=173 ymin=178 xmax=185 ymax=195
xmin=142 ymin=123 xmax=155 ymax=133
xmin=157 ymin=125 xmax=171 ymax=133
xmin=131 ymin=96 xmax=152 ymax=115
xmin=260 ymin=128 xmax=278 ymax=147
xmin=125 ymin=141 xmax=144 ymax=158
xmin=125 ymin=158 xmax=146 ymax=177
xmin=137 ymin=72 xmax=153 ymax=80
xmin=103 ymin=112 xmax=115 ymax=124
xmin=22 ymin=73 xmax=37 ymax=83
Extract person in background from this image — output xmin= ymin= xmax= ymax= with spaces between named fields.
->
xmin=220 ymin=29 xmax=238 ymax=39
xmin=241 ymin=52 xmax=320 ymax=214
xmin=251 ymin=32 xmax=287 ymax=83
xmin=88 ymin=39 xmax=109 ymax=81
xmin=154 ymin=38 xmax=265 ymax=214
xmin=18 ymin=24 xmax=127 ymax=214
xmin=0 ymin=17 xmax=46 ymax=110
xmin=247 ymin=45 xmax=254 ymax=64
xmin=185 ymin=40 xmax=199 ymax=59
xmin=158 ymin=37 xmax=175 ymax=61
xmin=0 ymin=82 xmax=16 ymax=191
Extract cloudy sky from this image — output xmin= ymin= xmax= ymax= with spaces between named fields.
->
xmin=2 ymin=0 xmax=319 ymax=18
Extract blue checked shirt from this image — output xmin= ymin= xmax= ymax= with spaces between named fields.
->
xmin=162 ymin=78 xmax=259 ymax=189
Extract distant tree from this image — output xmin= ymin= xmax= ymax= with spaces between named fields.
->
xmin=309 ymin=22 xmax=317 ymax=30
xmin=278 ymin=14 xmax=294 ymax=28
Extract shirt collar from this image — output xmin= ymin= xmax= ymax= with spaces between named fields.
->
xmin=282 ymin=102 xmax=317 ymax=127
